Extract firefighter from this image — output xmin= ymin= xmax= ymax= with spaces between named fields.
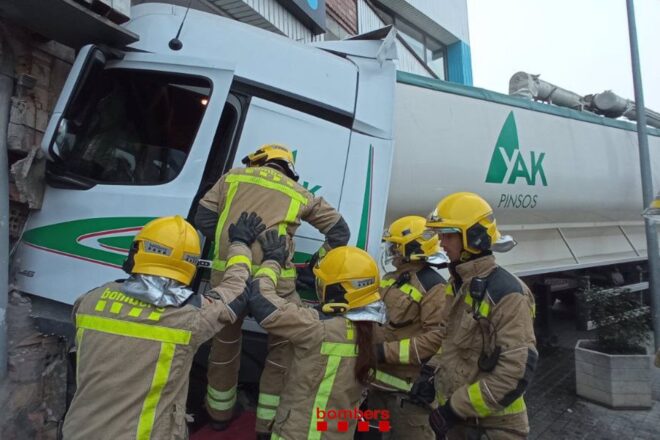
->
xmin=62 ymin=213 xmax=266 ymax=440
xmin=416 ymin=192 xmax=537 ymax=440
xmin=367 ymin=216 xmax=447 ymax=439
xmin=194 ymin=144 xmax=350 ymax=435
xmin=245 ymin=230 xmax=386 ymax=439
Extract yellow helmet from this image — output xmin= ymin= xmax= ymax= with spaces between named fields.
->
xmin=426 ymin=192 xmax=501 ymax=255
xmin=382 ymin=215 xmax=439 ymax=261
xmin=128 ymin=216 xmax=201 ymax=285
xmin=313 ymin=246 xmax=380 ymax=314
xmin=241 ymin=143 xmax=299 ymax=181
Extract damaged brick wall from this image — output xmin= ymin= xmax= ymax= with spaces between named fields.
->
xmin=1 ymin=18 xmax=73 ymax=440
xmin=2 ymin=18 xmax=74 ymax=240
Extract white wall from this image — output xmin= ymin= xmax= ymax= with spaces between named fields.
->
xmin=404 ymin=0 xmax=470 ymax=43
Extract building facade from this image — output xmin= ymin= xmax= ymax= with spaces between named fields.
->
xmin=192 ymin=0 xmax=473 ymax=83
xmin=0 ymin=0 xmax=470 ymax=436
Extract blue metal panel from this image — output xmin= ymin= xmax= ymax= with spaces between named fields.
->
xmin=447 ymin=40 xmax=473 ymax=85
xmin=276 ymin=0 xmax=326 ymax=34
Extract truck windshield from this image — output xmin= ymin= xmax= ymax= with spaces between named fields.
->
xmin=52 ymin=68 xmax=211 ymax=185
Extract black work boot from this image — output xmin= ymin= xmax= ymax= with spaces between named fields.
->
xmin=256 ymin=433 xmax=272 ymax=440
xmin=209 ymin=403 xmax=243 ymax=431
xmin=209 ymin=419 xmax=231 ymax=432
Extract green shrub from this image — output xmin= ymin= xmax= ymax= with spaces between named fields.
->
xmin=580 ymin=287 xmax=650 ymax=355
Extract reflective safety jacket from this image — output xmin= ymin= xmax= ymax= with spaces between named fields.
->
xmin=246 ymin=261 xmax=365 ymax=440
xmin=62 ymin=243 xmax=253 ymax=440
xmin=373 ymin=262 xmax=446 ymax=392
xmin=430 ymin=255 xmax=537 ymax=433
xmin=197 ymin=166 xmax=349 ymax=287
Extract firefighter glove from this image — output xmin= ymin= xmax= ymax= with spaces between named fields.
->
xmin=429 ymin=401 xmax=460 ymax=439
xmin=409 ymin=363 xmax=436 ymax=406
xmin=228 ymin=212 xmax=265 ymax=245
xmin=259 ymin=230 xmax=288 ymax=266
xmin=296 ymin=251 xmax=319 ymax=290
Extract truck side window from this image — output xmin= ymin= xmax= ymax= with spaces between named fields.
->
xmin=187 ymin=94 xmax=243 ymax=225
xmin=51 ymin=69 xmax=211 ymax=185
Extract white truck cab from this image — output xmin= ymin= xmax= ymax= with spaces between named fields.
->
xmin=16 ymin=3 xmax=396 ymax=305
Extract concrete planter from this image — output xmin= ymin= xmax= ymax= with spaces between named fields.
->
xmin=575 ymin=339 xmax=653 ymax=408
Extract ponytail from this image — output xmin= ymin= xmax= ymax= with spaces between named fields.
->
xmin=353 ymin=321 xmax=376 ymax=385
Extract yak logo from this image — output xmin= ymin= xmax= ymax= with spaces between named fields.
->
xmin=485 ymin=112 xmax=547 ymax=187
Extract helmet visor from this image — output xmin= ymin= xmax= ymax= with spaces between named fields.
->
xmin=435 ymin=227 xmax=461 ymax=235
xmin=381 ymin=241 xmax=401 ymax=267
xmin=427 ymin=251 xmax=450 ymax=266
xmin=491 ymin=234 xmax=517 ymax=253
xmin=420 ymin=229 xmax=437 ymax=241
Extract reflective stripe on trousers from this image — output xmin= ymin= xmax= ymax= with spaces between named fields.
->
xmin=256 ymin=392 xmax=280 ymax=423
xmin=207 ymin=384 xmax=237 ymax=411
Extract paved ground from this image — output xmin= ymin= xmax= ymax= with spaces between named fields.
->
xmin=190 ymin=319 xmax=660 ymax=440
xmin=145 ymin=298 xmax=660 ymax=440
xmin=527 ymin=314 xmax=660 ymax=440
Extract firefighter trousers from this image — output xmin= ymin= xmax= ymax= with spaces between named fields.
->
xmin=367 ymin=389 xmax=435 ymax=440
xmin=206 ymin=275 xmax=299 ymax=431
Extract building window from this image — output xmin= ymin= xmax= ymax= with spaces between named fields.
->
xmin=398 ymin=29 xmax=424 ymax=60
xmin=375 ymin=9 xmax=447 ymax=79
xmin=426 ymin=48 xmax=445 ymax=79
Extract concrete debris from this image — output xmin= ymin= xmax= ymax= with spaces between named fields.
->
xmin=10 ymin=146 xmax=45 ymax=209
xmin=0 ymin=293 xmax=67 ymax=440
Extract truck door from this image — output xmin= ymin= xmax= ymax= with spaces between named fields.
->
xmin=231 ymin=97 xmax=352 ymax=300
xmin=15 ymin=45 xmax=236 ymax=305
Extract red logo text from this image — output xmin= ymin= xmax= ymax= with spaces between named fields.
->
xmin=316 ymin=408 xmax=391 ymax=433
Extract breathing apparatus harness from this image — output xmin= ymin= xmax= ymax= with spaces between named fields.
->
xmin=449 ymin=251 xmax=501 ymax=373
xmin=467 ymin=276 xmax=501 ymax=372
